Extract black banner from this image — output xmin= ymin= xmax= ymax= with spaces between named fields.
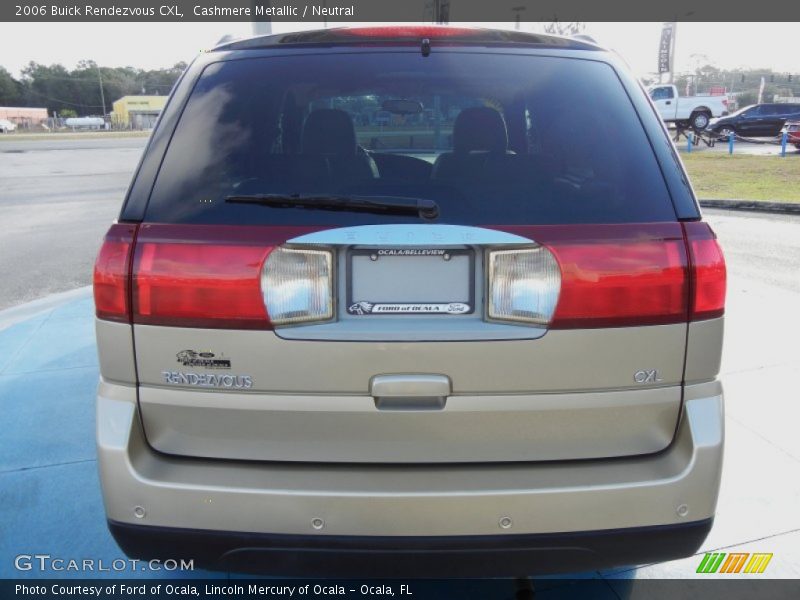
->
xmin=658 ymin=22 xmax=674 ymax=74
xmin=3 ymin=0 xmax=800 ymax=23
xmin=4 ymin=579 xmax=800 ymax=600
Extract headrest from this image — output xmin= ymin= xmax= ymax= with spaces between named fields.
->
xmin=453 ymin=107 xmax=509 ymax=154
xmin=302 ymin=109 xmax=357 ymax=155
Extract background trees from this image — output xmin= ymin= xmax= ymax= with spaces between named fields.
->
xmin=0 ymin=62 xmax=187 ymax=115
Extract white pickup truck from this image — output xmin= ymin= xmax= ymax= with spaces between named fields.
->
xmin=647 ymin=84 xmax=729 ymax=130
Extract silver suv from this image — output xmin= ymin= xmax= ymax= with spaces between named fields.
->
xmin=93 ymin=26 xmax=726 ymax=576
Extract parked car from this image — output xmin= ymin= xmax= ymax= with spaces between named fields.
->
xmin=93 ymin=25 xmax=726 ymax=577
xmin=647 ymin=84 xmax=729 ymax=130
xmin=782 ymin=120 xmax=800 ymax=149
xmin=0 ymin=119 xmax=17 ymax=133
xmin=707 ymin=103 xmax=800 ymax=139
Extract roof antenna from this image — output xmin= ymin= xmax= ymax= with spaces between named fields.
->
xmin=421 ymin=38 xmax=431 ymax=57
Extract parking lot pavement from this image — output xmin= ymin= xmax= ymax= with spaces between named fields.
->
xmin=0 ymin=136 xmax=148 ymax=311
xmin=0 ymin=211 xmax=798 ymax=591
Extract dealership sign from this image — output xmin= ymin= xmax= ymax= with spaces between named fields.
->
xmin=658 ymin=22 xmax=675 ymax=74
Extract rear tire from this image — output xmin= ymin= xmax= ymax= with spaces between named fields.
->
xmin=690 ymin=111 xmax=711 ymax=131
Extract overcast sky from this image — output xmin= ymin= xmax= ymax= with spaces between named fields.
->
xmin=1 ymin=22 xmax=797 ymax=78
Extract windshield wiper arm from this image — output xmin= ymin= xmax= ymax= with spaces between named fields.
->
xmin=225 ymin=194 xmax=439 ymax=220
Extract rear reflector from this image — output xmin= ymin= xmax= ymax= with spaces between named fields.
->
xmin=93 ymin=223 xmax=137 ymax=323
xmin=683 ymin=222 xmax=726 ymax=320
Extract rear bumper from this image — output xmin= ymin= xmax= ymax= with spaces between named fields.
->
xmin=97 ymin=379 xmax=724 ymax=575
xmin=109 ymin=519 xmax=713 ymax=577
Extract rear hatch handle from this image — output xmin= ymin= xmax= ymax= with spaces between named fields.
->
xmin=370 ymin=374 xmax=451 ymax=410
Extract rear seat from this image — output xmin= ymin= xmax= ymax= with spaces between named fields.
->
xmin=301 ymin=109 xmax=379 ymax=181
xmin=432 ymin=106 xmax=545 ymax=185
xmin=257 ymin=154 xmax=330 ymax=186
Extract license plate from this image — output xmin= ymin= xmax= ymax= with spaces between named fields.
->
xmin=347 ymin=248 xmax=473 ymax=315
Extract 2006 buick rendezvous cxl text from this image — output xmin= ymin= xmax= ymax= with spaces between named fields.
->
xmin=92 ymin=26 xmax=726 ymax=576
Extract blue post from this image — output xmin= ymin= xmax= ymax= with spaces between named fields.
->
xmin=728 ymin=133 xmax=734 ymax=155
xmin=687 ymin=131 xmax=693 ymax=153
xmin=781 ymin=132 xmax=788 ymax=157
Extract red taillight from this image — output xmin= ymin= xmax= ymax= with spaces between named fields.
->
xmin=546 ymin=235 xmax=688 ymax=329
xmin=498 ymin=222 xmax=725 ymax=328
xmin=340 ymin=26 xmax=482 ymax=39
xmin=684 ymin=222 xmax=726 ymax=320
xmin=500 ymin=224 xmax=689 ymax=329
xmin=132 ymin=225 xmax=276 ymax=329
xmin=94 ymin=223 xmax=137 ymax=322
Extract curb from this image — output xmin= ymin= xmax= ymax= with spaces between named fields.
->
xmin=0 ymin=286 xmax=93 ymax=332
xmin=0 ymin=132 xmax=151 ymax=142
xmin=699 ymin=200 xmax=800 ymax=215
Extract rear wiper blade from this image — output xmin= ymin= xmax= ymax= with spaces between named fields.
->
xmin=225 ymin=194 xmax=439 ymax=220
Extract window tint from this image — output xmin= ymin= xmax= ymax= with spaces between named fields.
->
xmin=145 ymin=52 xmax=676 ymax=225
xmin=650 ymin=87 xmax=674 ymax=101
xmin=763 ymin=104 xmax=800 ymax=116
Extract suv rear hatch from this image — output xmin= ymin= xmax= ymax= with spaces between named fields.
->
xmin=94 ymin=32 xmax=726 ymax=464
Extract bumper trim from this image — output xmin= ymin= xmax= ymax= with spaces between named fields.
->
xmin=109 ymin=518 xmax=713 ymax=577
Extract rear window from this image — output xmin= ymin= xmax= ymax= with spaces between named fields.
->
xmin=144 ymin=51 xmax=675 ymax=225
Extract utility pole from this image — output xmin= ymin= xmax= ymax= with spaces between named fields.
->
xmin=96 ymin=63 xmax=107 ymax=116
xmin=425 ymin=1 xmax=449 ymax=24
xmin=512 ymin=6 xmax=525 ymax=30
xmin=251 ymin=0 xmax=272 ymax=36
xmin=435 ymin=0 xmax=449 ymax=24
xmin=668 ymin=22 xmax=677 ymax=84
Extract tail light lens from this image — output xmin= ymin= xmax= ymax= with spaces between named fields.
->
xmin=262 ymin=247 xmax=334 ymax=325
xmin=126 ymin=225 xmax=334 ymax=329
xmin=506 ymin=222 xmax=725 ymax=328
xmin=133 ymin=242 xmax=272 ymax=329
xmin=684 ymin=222 xmax=726 ymax=320
xmin=131 ymin=226 xmax=274 ymax=329
xmin=93 ymin=223 xmax=137 ymax=322
xmin=545 ymin=237 xmax=689 ymax=329
xmin=487 ymin=247 xmax=561 ymax=325
xmin=499 ymin=224 xmax=691 ymax=329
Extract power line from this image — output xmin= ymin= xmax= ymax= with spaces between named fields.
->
xmin=22 ymin=88 xmax=105 ymax=108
